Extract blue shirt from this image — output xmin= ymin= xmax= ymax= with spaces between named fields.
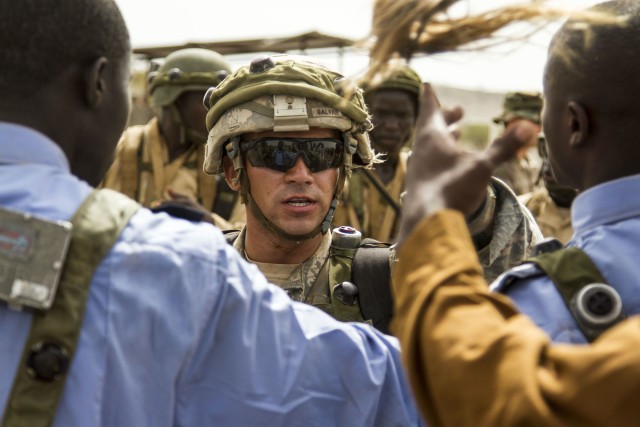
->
xmin=0 ymin=123 xmax=422 ymax=426
xmin=493 ymin=175 xmax=640 ymax=343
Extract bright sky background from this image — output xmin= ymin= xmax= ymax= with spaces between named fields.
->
xmin=114 ymin=0 xmax=603 ymax=93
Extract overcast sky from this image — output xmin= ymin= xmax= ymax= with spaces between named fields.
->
xmin=114 ymin=0 xmax=603 ymax=93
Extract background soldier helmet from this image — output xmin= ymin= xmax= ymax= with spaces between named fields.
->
xmin=493 ymin=91 xmax=543 ymax=125
xmin=203 ymin=54 xmax=378 ymax=240
xmin=363 ymin=65 xmax=423 ymax=115
xmin=147 ymin=48 xmax=232 ymax=108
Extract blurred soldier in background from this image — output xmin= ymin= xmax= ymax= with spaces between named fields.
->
xmin=101 ymin=48 xmax=245 ymax=229
xmin=492 ymin=91 xmax=544 ymax=195
xmin=333 ymin=65 xmax=422 ymax=243
xmin=518 ymin=135 xmax=577 ymax=244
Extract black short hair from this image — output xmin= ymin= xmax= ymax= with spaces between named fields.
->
xmin=547 ymin=0 xmax=640 ymax=118
xmin=0 ymin=0 xmax=130 ymax=97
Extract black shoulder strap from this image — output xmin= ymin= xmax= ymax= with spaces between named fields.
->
xmin=223 ymin=229 xmax=241 ymax=245
xmin=211 ymin=178 xmax=239 ymax=220
xmin=529 ymin=247 xmax=625 ymax=342
xmin=352 ymin=238 xmax=394 ymax=334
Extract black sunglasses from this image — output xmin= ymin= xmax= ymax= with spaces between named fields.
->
xmin=240 ymin=137 xmax=344 ymax=173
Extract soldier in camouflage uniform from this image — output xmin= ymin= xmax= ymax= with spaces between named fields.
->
xmin=101 ymin=48 xmax=245 ymax=229
xmin=203 ymin=55 xmax=542 ymax=333
xmin=518 ymin=135 xmax=577 ymax=244
xmin=332 ymin=66 xmax=421 ymax=243
xmin=492 ymin=91 xmax=544 ymax=196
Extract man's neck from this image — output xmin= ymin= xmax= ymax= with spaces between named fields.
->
xmin=374 ymin=153 xmax=399 ymax=185
xmin=243 ymin=219 xmax=324 ymax=264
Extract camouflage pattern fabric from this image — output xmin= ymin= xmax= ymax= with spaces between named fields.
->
xmin=476 ymin=178 xmax=544 ymax=283
xmin=519 ymin=188 xmax=574 ymax=244
xmin=232 ymin=227 xmax=333 ymax=306
xmin=493 ymin=91 xmax=543 ymax=125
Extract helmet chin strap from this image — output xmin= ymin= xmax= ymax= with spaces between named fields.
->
xmin=231 ymin=134 xmax=353 ymax=242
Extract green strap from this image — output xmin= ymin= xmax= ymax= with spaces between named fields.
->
xmin=328 ymin=246 xmax=365 ymax=323
xmin=529 ymin=247 xmax=607 ymax=303
xmin=528 ymin=247 xmax=623 ymax=342
xmin=2 ymin=189 xmax=140 ymax=427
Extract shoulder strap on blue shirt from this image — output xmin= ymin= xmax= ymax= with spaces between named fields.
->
xmin=527 ymin=242 xmax=625 ymax=342
xmin=2 ymin=189 xmax=140 ymax=427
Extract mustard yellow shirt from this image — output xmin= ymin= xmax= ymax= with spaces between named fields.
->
xmin=393 ymin=210 xmax=640 ymax=427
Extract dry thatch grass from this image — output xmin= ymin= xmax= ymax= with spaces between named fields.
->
xmin=349 ymin=0 xmax=623 ymax=94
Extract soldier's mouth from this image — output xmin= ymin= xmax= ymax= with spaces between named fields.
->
xmin=287 ymin=199 xmax=312 ymax=207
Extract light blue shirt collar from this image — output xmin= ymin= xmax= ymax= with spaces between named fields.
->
xmin=572 ymin=174 xmax=640 ymax=235
xmin=0 ymin=122 xmax=70 ymax=170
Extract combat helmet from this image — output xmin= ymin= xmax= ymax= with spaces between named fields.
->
xmin=203 ymin=54 xmax=377 ymax=240
xmin=148 ymin=48 xmax=231 ymax=108
xmin=493 ymin=91 xmax=543 ymax=125
xmin=363 ymin=65 xmax=423 ymax=112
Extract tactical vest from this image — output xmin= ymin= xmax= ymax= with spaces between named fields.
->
xmin=1 ymin=189 xmax=140 ymax=427
xmin=116 ymin=123 xmax=238 ymax=219
xmin=495 ymin=238 xmax=626 ymax=342
xmin=224 ymin=227 xmax=395 ymax=334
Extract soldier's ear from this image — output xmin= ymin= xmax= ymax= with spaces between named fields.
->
xmin=222 ymin=156 xmax=241 ymax=191
xmin=567 ymin=101 xmax=589 ymax=148
xmin=83 ymin=57 xmax=109 ymax=109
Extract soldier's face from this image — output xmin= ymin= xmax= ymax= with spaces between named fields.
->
xmin=368 ymin=90 xmax=416 ymax=156
xmin=175 ymin=90 xmax=208 ymax=139
xmin=242 ymin=128 xmax=340 ymax=238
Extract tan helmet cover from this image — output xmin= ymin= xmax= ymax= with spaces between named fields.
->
xmin=203 ymin=55 xmax=375 ymax=175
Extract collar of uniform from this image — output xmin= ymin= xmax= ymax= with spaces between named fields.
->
xmin=0 ymin=122 xmax=70 ymax=170
xmin=233 ymin=226 xmax=332 ymax=299
xmin=572 ymin=174 xmax=640 ymax=236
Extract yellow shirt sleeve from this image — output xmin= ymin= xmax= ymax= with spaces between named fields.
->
xmin=392 ymin=210 xmax=640 ymax=427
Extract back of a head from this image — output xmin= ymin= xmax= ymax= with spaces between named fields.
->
xmin=548 ymin=0 xmax=640 ymax=121
xmin=0 ymin=0 xmax=130 ymax=98
xmin=147 ymin=48 xmax=232 ymax=108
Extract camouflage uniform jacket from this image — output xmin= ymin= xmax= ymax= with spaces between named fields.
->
xmin=336 ymin=168 xmax=543 ymax=283
xmin=100 ymin=118 xmax=245 ymax=230
xmin=519 ymin=188 xmax=573 ymax=244
xmin=231 ymin=227 xmax=373 ymax=319
xmin=470 ymin=178 xmax=544 ymax=283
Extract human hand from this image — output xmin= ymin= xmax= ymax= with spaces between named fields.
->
xmin=397 ymin=85 xmax=538 ymax=245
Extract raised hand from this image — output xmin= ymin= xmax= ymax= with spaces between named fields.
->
xmin=397 ymin=85 xmax=538 ymax=244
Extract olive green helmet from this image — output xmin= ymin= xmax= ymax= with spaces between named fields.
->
xmin=363 ymin=65 xmax=423 ymax=100
xmin=147 ymin=48 xmax=232 ymax=108
xmin=493 ymin=91 xmax=543 ymax=125
xmin=203 ymin=54 xmax=375 ymax=176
